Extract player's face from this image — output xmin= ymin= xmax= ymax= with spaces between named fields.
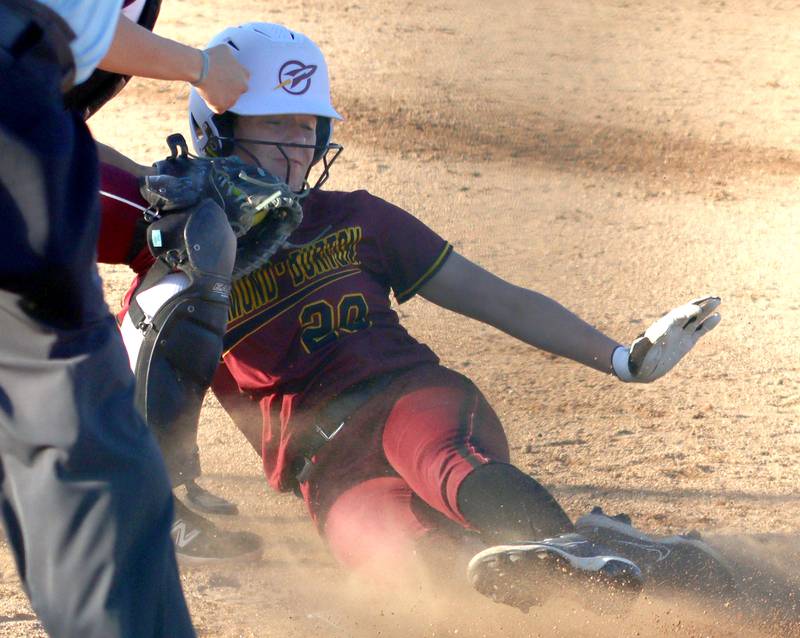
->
xmin=233 ymin=114 xmax=317 ymax=191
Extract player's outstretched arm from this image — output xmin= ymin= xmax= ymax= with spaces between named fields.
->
xmin=98 ymin=16 xmax=249 ymax=113
xmin=418 ymin=251 xmax=720 ymax=381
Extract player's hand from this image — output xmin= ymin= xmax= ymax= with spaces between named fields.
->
xmin=612 ymin=296 xmax=721 ymax=383
xmin=195 ymin=44 xmax=250 ymax=113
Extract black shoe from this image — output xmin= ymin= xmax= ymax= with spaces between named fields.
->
xmin=171 ymin=497 xmax=262 ymax=565
xmin=575 ymin=507 xmax=736 ymax=596
xmin=185 ymin=479 xmax=239 ymax=516
xmin=467 ymin=532 xmax=643 ymax=613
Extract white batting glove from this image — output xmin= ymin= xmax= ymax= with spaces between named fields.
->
xmin=612 ymin=296 xmax=722 ymax=383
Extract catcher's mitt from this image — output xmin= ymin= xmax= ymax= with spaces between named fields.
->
xmin=139 ymin=134 xmax=303 ymax=280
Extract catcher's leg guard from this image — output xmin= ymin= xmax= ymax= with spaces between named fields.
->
xmin=123 ymin=200 xmax=235 ymax=486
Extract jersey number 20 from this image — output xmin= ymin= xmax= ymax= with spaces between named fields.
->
xmin=299 ymin=294 xmax=371 ymax=353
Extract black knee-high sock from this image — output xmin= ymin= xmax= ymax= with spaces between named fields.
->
xmin=457 ymin=463 xmax=574 ymax=544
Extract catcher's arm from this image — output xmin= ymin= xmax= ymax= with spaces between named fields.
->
xmin=96 ymin=142 xmax=154 ymax=178
xmin=419 ymin=251 xmax=720 ymax=382
xmin=99 ymin=15 xmax=249 ymax=113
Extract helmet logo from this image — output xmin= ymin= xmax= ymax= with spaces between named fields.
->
xmin=275 ymin=60 xmax=318 ymax=95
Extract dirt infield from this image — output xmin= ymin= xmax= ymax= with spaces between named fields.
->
xmin=1 ymin=1 xmax=798 ymax=635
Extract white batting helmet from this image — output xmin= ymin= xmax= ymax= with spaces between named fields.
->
xmin=188 ymin=23 xmax=342 ymax=178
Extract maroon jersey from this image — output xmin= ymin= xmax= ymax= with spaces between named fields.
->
xmin=217 ymin=189 xmax=452 ymax=489
xmin=222 ymin=189 xmax=450 ymax=400
xmin=96 ymin=167 xmax=453 ymax=490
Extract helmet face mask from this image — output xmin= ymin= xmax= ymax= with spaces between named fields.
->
xmin=188 ymin=23 xmax=343 ymax=190
xmin=221 ymin=135 xmax=343 ymax=191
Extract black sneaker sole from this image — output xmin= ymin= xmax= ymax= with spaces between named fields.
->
xmin=467 ymin=544 xmax=643 ymax=613
xmin=176 ymin=544 xmax=263 ymax=567
xmin=171 ymin=519 xmax=264 ymax=566
xmin=185 ymin=486 xmax=239 ymax=516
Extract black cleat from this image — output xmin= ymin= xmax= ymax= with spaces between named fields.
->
xmin=467 ymin=533 xmax=644 ymax=613
xmin=185 ymin=479 xmax=239 ymax=516
xmin=171 ymin=497 xmax=262 ymax=565
xmin=576 ymin=507 xmax=736 ymax=596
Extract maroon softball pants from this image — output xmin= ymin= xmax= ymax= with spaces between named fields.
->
xmin=298 ymin=365 xmax=511 ymax=575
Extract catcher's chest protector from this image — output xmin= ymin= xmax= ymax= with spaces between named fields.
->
xmin=128 ymin=200 xmax=235 ymax=484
